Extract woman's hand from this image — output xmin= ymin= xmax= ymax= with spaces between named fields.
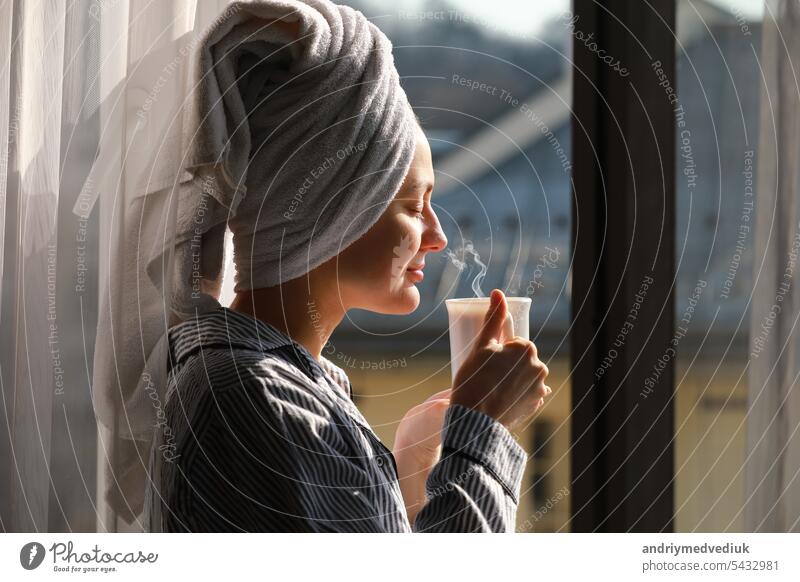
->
xmin=392 ymin=388 xmax=451 ymax=526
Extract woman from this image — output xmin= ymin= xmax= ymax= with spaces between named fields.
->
xmin=139 ymin=0 xmax=551 ymax=532
xmin=147 ymin=121 xmax=551 ymax=532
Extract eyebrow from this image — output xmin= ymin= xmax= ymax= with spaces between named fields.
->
xmin=406 ymin=179 xmax=434 ymax=194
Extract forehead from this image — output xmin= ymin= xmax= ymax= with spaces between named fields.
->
xmin=402 ymin=129 xmax=434 ymax=191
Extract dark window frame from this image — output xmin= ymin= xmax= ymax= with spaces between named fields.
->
xmin=570 ymin=0 xmax=677 ymax=532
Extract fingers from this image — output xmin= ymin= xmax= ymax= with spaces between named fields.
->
xmin=533 ymin=382 xmax=551 ymax=399
xmin=539 ymin=362 xmax=549 ymax=379
xmin=532 ymin=363 xmax=550 ymax=396
xmin=476 ymin=289 xmax=508 ymax=348
xmin=504 ymin=336 xmax=539 ymax=360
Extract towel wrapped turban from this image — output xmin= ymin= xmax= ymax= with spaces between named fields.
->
xmin=174 ymin=0 xmax=418 ymax=313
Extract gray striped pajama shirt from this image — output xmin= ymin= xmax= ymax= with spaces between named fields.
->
xmin=144 ymin=306 xmax=527 ymax=532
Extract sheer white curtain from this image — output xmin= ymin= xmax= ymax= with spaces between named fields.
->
xmin=0 ymin=0 xmax=67 ymax=533
xmin=745 ymin=0 xmax=800 ymax=533
xmin=1 ymin=0 xmax=232 ymax=533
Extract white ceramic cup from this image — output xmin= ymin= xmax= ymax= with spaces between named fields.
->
xmin=445 ymin=296 xmax=532 ymax=383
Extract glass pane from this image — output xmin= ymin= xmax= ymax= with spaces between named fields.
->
xmin=674 ymin=0 xmax=763 ymax=531
xmin=329 ymin=0 xmax=573 ymax=532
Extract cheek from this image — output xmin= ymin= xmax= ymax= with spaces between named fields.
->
xmin=356 ymin=218 xmax=422 ymax=282
xmin=392 ymin=220 xmax=423 ymax=265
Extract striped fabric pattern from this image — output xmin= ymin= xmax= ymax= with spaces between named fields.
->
xmin=144 ymin=306 xmax=528 ymax=532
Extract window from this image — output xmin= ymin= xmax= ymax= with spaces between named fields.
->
xmin=673 ymin=0 xmax=763 ymax=532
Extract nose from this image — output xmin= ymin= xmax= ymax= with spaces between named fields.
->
xmin=421 ymin=207 xmax=448 ymax=253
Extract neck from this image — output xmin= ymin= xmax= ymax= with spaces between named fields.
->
xmin=228 ymin=274 xmax=345 ymax=362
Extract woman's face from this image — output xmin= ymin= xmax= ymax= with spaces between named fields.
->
xmin=334 ymin=124 xmax=448 ymax=314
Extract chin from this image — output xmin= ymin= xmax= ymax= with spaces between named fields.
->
xmin=373 ymin=286 xmax=420 ymax=315
xmin=396 ymin=287 xmax=421 ymax=314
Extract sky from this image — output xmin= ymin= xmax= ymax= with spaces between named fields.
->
xmin=706 ymin=0 xmax=763 ymax=19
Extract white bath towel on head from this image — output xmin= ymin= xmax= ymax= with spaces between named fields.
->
xmin=81 ymin=0 xmax=417 ymax=525
xmin=170 ymin=0 xmax=418 ymax=313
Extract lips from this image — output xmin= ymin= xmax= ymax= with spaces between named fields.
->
xmin=406 ymin=263 xmax=425 ymax=282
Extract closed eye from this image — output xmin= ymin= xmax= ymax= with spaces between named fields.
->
xmin=401 ymin=185 xmax=430 ymax=219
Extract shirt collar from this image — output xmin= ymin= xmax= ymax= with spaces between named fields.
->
xmin=167 ymin=307 xmax=353 ymax=399
xmin=168 ymin=306 xmax=319 ymax=380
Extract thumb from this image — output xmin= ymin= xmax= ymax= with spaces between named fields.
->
xmin=476 ymin=289 xmax=508 ymax=348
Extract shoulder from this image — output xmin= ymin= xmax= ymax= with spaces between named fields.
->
xmin=173 ymin=346 xmax=333 ymax=420
xmin=171 ymin=348 xmax=352 ymax=463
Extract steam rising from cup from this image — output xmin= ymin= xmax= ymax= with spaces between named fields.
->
xmin=445 ymin=240 xmax=488 ymax=298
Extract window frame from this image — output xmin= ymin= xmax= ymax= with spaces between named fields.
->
xmin=569 ymin=0 xmax=677 ymax=532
